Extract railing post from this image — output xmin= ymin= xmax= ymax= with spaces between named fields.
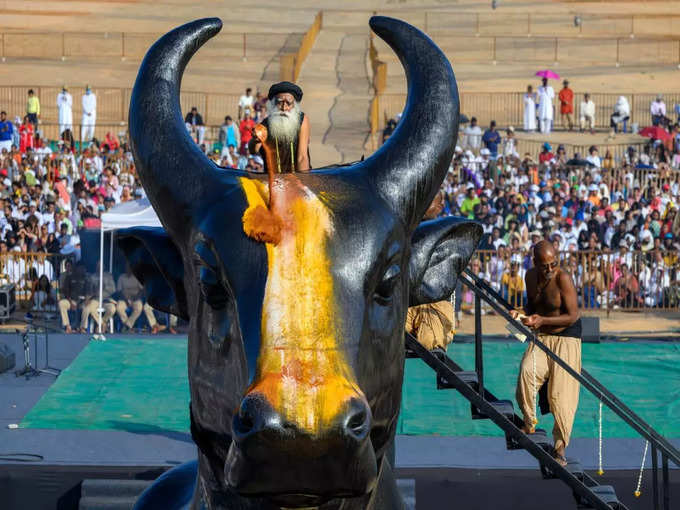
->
xmin=474 ymin=293 xmax=484 ymax=399
xmin=652 ymin=444 xmax=660 ymax=510
xmin=662 ymin=453 xmax=670 ymax=510
xmin=243 ymin=33 xmax=247 ymax=61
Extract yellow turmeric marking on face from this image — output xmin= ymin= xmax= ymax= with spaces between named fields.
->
xmin=239 ymin=176 xmax=361 ymax=434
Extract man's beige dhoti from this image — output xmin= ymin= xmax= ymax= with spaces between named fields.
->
xmin=405 ymin=301 xmax=454 ymax=350
xmin=516 ymin=333 xmax=581 ymax=452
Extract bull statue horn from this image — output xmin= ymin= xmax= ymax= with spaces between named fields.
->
xmin=357 ymin=16 xmax=459 ymax=231
xmin=130 ymin=16 xmax=458 ymax=237
xmin=128 ymin=18 xmax=229 ymax=241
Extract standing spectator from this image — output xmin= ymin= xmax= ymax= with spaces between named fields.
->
xmin=239 ymin=109 xmax=255 ymax=154
xmin=81 ymin=85 xmax=97 ymax=144
xmin=26 ymin=89 xmax=40 ymax=128
xmin=253 ymin=91 xmax=267 ymax=122
xmin=57 ymin=86 xmax=73 ymax=136
xmin=558 ymin=80 xmax=574 ymax=131
xmin=651 ymin=94 xmax=667 ymax=127
xmin=579 ymin=93 xmax=596 ymax=134
xmin=482 ymin=120 xmax=501 ymax=159
xmin=219 ymin=116 xmax=240 ymax=152
xmin=19 ymin=116 xmax=34 ymax=154
xmin=463 ymin=116 xmax=482 ymax=151
xmin=537 ymin=77 xmax=555 ymax=134
xmin=523 ymin=85 xmax=537 ymax=132
xmin=238 ymin=87 xmax=254 ymax=120
xmin=502 ymin=126 xmax=519 ymax=159
xmin=184 ymin=107 xmax=205 ymax=145
xmin=610 ymin=96 xmax=630 ymax=134
xmin=0 ymin=111 xmax=13 ymax=153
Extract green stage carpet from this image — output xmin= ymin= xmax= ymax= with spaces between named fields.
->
xmin=20 ymin=337 xmax=680 ymax=439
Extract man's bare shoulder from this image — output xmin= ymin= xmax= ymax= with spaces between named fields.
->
xmin=557 ymin=269 xmax=576 ymax=289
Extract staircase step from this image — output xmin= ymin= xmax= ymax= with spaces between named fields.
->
xmin=507 ymin=428 xmax=551 ymax=451
xmin=472 ymin=398 xmax=514 ymax=421
xmin=576 ymin=485 xmax=621 ymax=509
xmin=437 ymin=370 xmax=478 ymax=390
xmin=404 ymin=345 xmax=419 ymax=359
xmin=541 ymin=456 xmax=584 ymax=480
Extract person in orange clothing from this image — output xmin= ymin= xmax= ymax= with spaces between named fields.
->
xmin=558 ymin=80 xmax=574 ymax=131
xmin=19 ymin=115 xmax=34 ymax=154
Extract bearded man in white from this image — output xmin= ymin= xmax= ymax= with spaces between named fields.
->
xmin=537 ymin=78 xmax=555 ymax=134
xmin=57 ymin=86 xmax=73 ymax=135
xmin=249 ymin=81 xmax=310 ymax=173
xmin=81 ymin=85 xmax=97 ymax=143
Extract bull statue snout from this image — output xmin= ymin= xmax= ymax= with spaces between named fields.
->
xmin=228 ymin=391 xmax=375 ymax=506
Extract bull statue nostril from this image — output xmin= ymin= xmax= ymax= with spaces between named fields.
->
xmin=343 ymin=398 xmax=372 ymax=442
xmin=232 ymin=395 xmax=270 ymax=440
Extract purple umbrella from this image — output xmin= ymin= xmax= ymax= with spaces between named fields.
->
xmin=535 ymin=70 xmax=560 ymax=80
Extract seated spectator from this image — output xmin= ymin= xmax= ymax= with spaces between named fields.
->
xmin=116 ymin=266 xmax=165 ymax=334
xmin=612 ymin=263 xmax=639 ymax=309
xmin=58 ymin=262 xmax=89 ymax=333
xmin=184 ymin=106 xmax=206 ymax=145
xmin=82 ymin=262 xmax=116 ymax=333
xmin=610 ymin=96 xmax=630 ymax=134
xmin=31 ymin=274 xmax=56 ymax=312
xmin=651 ymin=94 xmax=667 ymax=127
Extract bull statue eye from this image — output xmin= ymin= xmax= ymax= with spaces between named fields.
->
xmin=374 ymin=264 xmax=401 ymax=304
xmin=199 ymin=265 xmax=229 ymax=310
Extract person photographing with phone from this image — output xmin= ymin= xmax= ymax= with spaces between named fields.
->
xmin=510 ymin=240 xmax=582 ymax=467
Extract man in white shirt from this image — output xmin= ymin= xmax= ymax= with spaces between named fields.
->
xmin=57 ymin=86 xmax=73 ymax=136
xmin=463 ymin=117 xmax=482 ymax=151
xmin=651 ymin=94 xmax=667 ymax=126
xmin=586 ymin=145 xmax=601 ymax=168
xmin=537 ymin=78 xmax=555 ymax=134
xmin=579 ymin=93 xmax=596 ymax=134
xmin=81 ymin=85 xmax=97 ymax=144
xmin=238 ymin=87 xmax=254 ymax=120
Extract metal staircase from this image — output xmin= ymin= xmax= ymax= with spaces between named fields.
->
xmin=403 ymin=268 xmax=679 ymax=510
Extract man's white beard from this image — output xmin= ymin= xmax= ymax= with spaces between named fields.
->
xmin=267 ymin=99 xmax=300 ymax=144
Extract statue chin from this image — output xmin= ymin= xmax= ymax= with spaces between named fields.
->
xmin=224 ymin=440 xmax=378 ymax=508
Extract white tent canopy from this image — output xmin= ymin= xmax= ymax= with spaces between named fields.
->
xmin=97 ymin=198 xmax=162 ymax=334
xmin=100 ymin=197 xmax=162 ymax=231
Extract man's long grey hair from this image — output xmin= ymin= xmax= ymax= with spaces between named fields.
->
xmin=266 ymin=98 xmax=301 ymax=144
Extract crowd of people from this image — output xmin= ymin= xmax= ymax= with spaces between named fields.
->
xmin=0 ymin=77 xmax=678 ymax=334
xmin=432 ymin=131 xmax=680 ymax=311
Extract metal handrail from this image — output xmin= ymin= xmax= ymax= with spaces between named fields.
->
xmin=405 ymin=333 xmax=621 ymax=510
xmin=461 ymin=268 xmax=680 ymax=468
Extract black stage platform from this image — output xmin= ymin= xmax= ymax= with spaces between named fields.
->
xmin=0 ymin=333 xmax=677 ymax=510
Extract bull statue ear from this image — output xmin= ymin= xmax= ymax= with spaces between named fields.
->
xmin=408 ymin=217 xmax=483 ymax=306
xmin=117 ymin=227 xmax=188 ymax=320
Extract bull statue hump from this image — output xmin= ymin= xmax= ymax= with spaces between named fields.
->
xmin=119 ymin=15 xmax=482 ymax=510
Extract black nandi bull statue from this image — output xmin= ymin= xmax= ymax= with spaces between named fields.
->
xmin=119 ymin=15 xmax=482 ymax=510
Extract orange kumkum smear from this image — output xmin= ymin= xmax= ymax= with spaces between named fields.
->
xmin=239 ymin=176 xmax=362 ymax=433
